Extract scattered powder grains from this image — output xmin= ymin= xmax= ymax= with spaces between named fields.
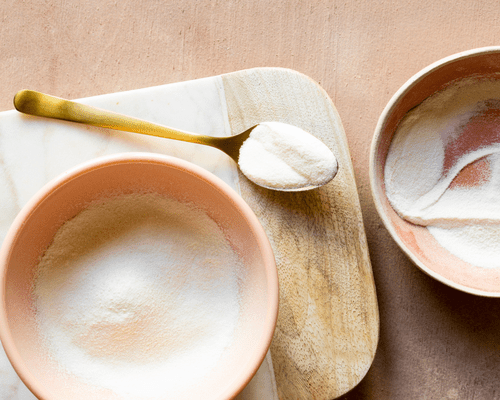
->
xmin=238 ymin=121 xmax=338 ymax=190
xmin=33 ymin=192 xmax=245 ymax=398
xmin=385 ymin=75 xmax=500 ymax=268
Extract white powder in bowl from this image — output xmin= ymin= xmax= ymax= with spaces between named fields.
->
xmin=238 ymin=122 xmax=338 ymax=190
xmin=385 ymin=75 xmax=500 ymax=269
xmin=33 ymin=192 xmax=245 ymax=398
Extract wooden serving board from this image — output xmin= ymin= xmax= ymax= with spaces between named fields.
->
xmin=0 ymin=68 xmax=378 ymax=400
xmin=222 ymin=68 xmax=379 ymax=399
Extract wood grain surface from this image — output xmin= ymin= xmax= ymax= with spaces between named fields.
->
xmin=2 ymin=1 xmax=500 ymax=399
xmin=222 ymin=68 xmax=378 ymax=399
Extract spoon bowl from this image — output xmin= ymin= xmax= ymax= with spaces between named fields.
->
xmin=14 ymin=90 xmax=337 ymax=192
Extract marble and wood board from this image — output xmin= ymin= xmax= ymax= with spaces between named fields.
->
xmin=0 ymin=68 xmax=378 ymax=400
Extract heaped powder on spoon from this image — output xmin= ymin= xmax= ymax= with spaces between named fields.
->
xmin=238 ymin=121 xmax=338 ymax=190
xmin=385 ymin=75 xmax=500 ymax=268
xmin=33 ymin=192 xmax=245 ymax=398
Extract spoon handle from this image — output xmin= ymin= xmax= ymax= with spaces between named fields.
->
xmin=13 ymin=90 xmax=217 ymax=147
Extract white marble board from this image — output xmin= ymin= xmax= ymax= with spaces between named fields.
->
xmin=0 ymin=75 xmax=278 ymax=399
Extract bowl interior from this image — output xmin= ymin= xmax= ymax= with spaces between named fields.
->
xmin=1 ymin=155 xmax=277 ymax=399
xmin=371 ymin=48 xmax=500 ymax=296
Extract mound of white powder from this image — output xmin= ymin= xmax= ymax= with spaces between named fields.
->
xmin=33 ymin=192 xmax=245 ymax=398
xmin=238 ymin=121 xmax=338 ymax=190
xmin=385 ymin=75 xmax=500 ymax=269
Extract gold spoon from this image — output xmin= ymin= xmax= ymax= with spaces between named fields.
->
xmin=14 ymin=90 xmax=336 ymax=191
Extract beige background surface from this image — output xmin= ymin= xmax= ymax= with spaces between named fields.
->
xmin=1 ymin=1 xmax=500 ymax=399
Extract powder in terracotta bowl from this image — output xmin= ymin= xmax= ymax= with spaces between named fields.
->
xmin=370 ymin=46 xmax=500 ymax=296
xmin=0 ymin=152 xmax=278 ymax=399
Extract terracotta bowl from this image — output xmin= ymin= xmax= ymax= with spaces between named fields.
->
xmin=370 ymin=46 xmax=500 ymax=297
xmin=0 ymin=153 xmax=278 ymax=399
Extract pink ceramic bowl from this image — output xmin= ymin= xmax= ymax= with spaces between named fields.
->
xmin=0 ymin=153 xmax=278 ymax=399
xmin=370 ymin=46 xmax=500 ymax=297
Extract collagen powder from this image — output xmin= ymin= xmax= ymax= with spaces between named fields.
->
xmin=385 ymin=75 xmax=500 ymax=268
xmin=238 ymin=121 xmax=338 ymax=190
xmin=33 ymin=192 xmax=244 ymax=398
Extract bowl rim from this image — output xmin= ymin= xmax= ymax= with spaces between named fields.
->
xmin=0 ymin=152 xmax=279 ymax=399
xmin=369 ymin=46 xmax=500 ymax=297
